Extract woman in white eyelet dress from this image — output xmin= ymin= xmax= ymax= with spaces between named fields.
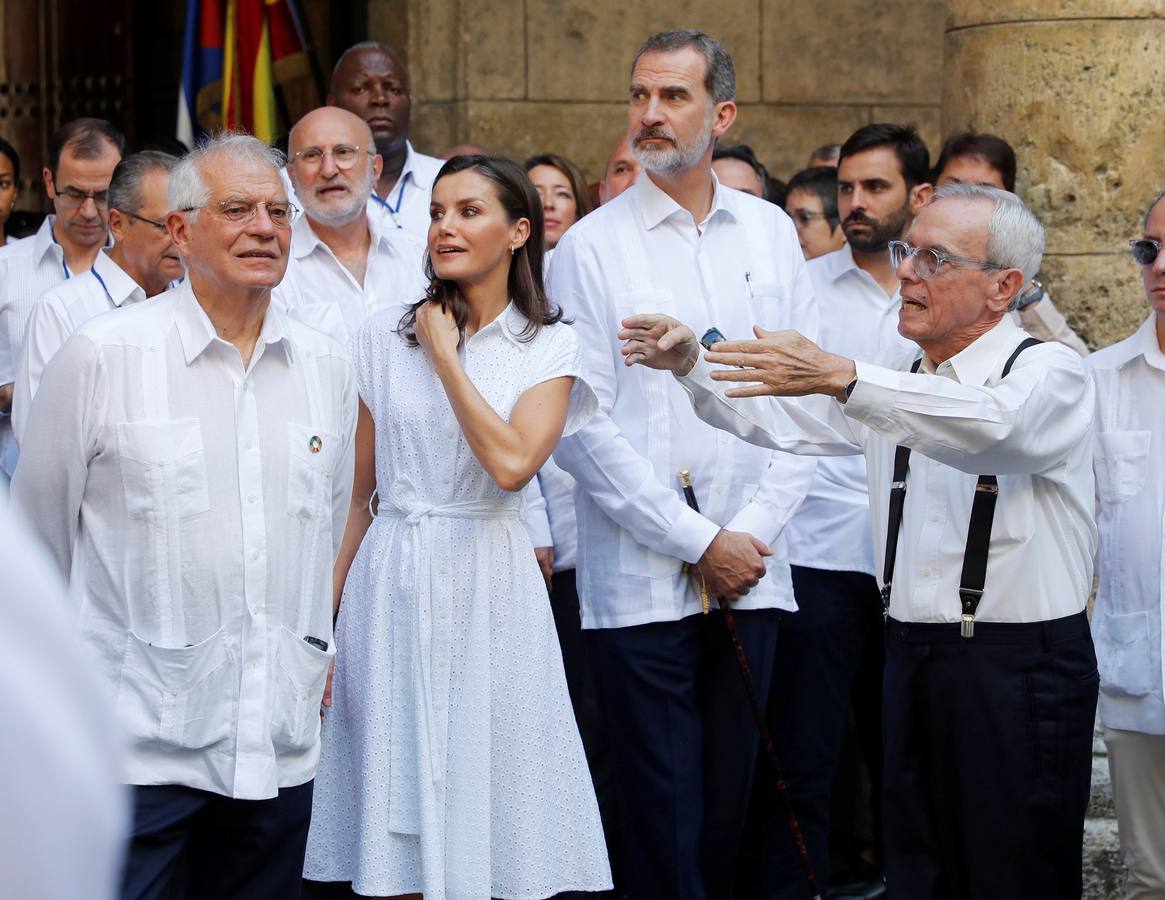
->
xmin=303 ymin=156 xmax=612 ymax=899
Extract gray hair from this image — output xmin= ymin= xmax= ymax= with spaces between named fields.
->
xmin=930 ymin=182 xmax=1045 ymax=288
xmin=167 ymin=132 xmax=285 ymax=222
xmin=1144 ymin=189 xmax=1165 ymax=229
xmin=108 ymin=151 xmax=177 ymax=214
xmin=631 ymin=30 xmax=736 ymax=105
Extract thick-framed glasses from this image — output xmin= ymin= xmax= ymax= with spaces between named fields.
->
xmin=1130 ymin=239 xmax=1162 ymax=266
xmin=888 ymin=240 xmax=1004 ymax=280
xmin=49 ymin=172 xmax=109 ymax=209
xmin=119 ymin=209 xmax=168 ymax=232
xmin=292 ymin=144 xmax=364 ymax=171
xmin=180 ymin=198 xmax=300 ymax=229
xmin=789 ymin=210 xmax=836 ymax=228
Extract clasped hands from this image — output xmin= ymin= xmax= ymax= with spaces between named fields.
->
xmin=617 ymin=313 xmax=856 ymax=401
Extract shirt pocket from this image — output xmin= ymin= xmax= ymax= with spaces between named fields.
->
xmin=115 ymin=627 xmax=235 ymax=750
xmin=746 ymin=280 xmax=786 ymax=319
xmin=287 ymin=423 xmax=337 ymax=521
xmin=1094 ymin=430 xmax=1151 ymax=504
xmin=270 ymin=626 xmax=335 ymax=753
xmin=1094 ymin=610 xmax=1154 ymax=698
xmin=619 ymin=529 xmax=683 ymax=579
xmin=117 ymin=419 xmax=210 ymax=520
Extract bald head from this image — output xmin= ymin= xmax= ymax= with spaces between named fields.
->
xmin=290 ymin=106 xmax=375 ymax=158
xmin=600 ymin=133 xmax=639 ymax=204
xmin=328 ymin=42 xmax=412 ymax=157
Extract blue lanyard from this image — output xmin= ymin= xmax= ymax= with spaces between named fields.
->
xmin=90 ymin=264 xmax=112 ymax=303
xmin=371 ymin=171 xmax=412 ymax=229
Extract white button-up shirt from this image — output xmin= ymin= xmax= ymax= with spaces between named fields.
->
xmin=679 ymin=316 xmax=1095 ymax=624
xmin=367 ymin=141 xmax=445 ymax=238
xmin=12 ymin=249 xmax=148 ymax=446
xmin=272 ymin=211 xmax=428 ymax=346
xmin=550 ymin=174 xmax=819 ymax=629
xmin=1088 ymin=314 xmax=1165 ymax=734
xmin=786 ymin=245 xmax=917 ymax=575
xmin=13 ymin=281 xmax=357 ymax=799
xmin=0 ymin=217 xmax=82 ymax=474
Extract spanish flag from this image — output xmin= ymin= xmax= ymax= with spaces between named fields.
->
xmin=178 ymin=0 xmax=310 ymax=145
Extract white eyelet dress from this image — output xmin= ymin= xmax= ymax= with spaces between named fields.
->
xmin=303 ymin=303 xmax=612 ymax=899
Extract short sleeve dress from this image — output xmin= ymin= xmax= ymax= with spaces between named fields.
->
xmin=303 ymin=303 xmax=612 ymax=899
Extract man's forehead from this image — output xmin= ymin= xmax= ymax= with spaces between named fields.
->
xmin=837 ymin=146 xmax=903 ymax=182
xmin=1144 ymin=197 xmax=1165 ymax=237
xmin=631 ymin=47 xmax=706 ymax=87
xmin=291 ymin=110 xmax=368 ymax=151
xmin=339 ymin=49 xmax=405 ymax=82
xmin=205 ymin=163 xmax=284 ymax=200
xmin=912 ymin=198 xmax=989 ymax=251
xmin=56 ymin=146 xmax=121 ymax=180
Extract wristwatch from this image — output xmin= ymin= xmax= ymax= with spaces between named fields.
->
xmin=840 ymin=377 xmax=858 ymax=403
xmin=1014 ymin=279 xmax=1045 ymax=311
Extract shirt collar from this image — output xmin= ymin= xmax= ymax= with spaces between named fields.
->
xmin=633 ymin=169 xmax=736 ymax=232
xmin=1135 ymin=313 xmax=1165 ymax=372
xmin=292 ymin=207 xmax=411 ymax=264
xmin=466 ymin=302 xmax=530 ymax=350
xmin=92 ymin=250 xmax=146 ymax=307
xmin=174 ymin=280 xmax=297 ymax=367
xmin=401 ymin=141 xmax=434 ymax=190
xmin=33 ymin=216 xmax=62 ymax=265
xmin=921 ymin=316 xmax=1026 ymax=386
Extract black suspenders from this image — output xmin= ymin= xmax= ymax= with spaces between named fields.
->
xmin=880 ymin=337 xmax=1043 ymax=637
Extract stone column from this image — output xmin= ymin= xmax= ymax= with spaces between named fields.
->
xmin=943 ymin=1 xmax=1165 ymax=349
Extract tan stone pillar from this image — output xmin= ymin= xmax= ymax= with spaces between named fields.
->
xmin=943 ymin=1 xmax=1165 ymax=349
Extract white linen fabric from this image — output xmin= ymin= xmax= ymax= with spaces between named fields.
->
xmin=1088 ymin=314 xmax=1165 ymax=734
xmin=549 ymin=172 xmax=818 ymax=629
xmin=12 ymin=248 xmax=148 ymax=445
xmin=0 ymin=217 xmax=78 ymax=474
xmin=786 ymin=244 xmax=917 ymax=575
xmin=366 ymin=141 xmax=446 ymax=238
xmin=272 ymin=209 xmax=428 ymax=346
xmin=12 ymin=281 xmax=357 ymax=799
xmin=304 ymin=304 xmax=611 ymax=899
xmin=679 ymin=316 xmax=1096 ymax=624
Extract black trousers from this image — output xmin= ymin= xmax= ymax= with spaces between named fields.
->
xmin=883 ymin=613 xmax=1098 ymax=900
xmin=738 ymin=566 xmax=885 ymax=898
xmin=586 ymin=608 xmax=780 ymax=900
xmin=122 ymin=780 xmax=314 ymax=900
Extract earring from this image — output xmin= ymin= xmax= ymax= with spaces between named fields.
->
xmin=510 ymin=244 xmax=516 ymax=256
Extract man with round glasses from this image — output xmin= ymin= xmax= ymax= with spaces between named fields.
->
xmin=14 ymin=133 xmax=357 ymax=900
xmin=620 ymin=183 xmax=1099 ymax=900
xmin=274 ymin=105 xmax=427 ymax=347
xmin=12 ymin=151 xmax=183 ymax=447
xmin=1087 ymin=191 xmax=1165 ymax=898
xmin=0 ymin=117 xmax=124 ymax=480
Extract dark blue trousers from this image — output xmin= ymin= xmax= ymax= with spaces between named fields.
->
xmin=883 ymin=613 xmax=1098 ymax=900
xmin=739 ymin=565 xmax=884 ymax=899
xmin=121 ymin=780 xmax=314 ymax=900
xmin=586 ymin=608 xmax=780 ymax=900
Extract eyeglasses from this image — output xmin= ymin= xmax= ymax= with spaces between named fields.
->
xmin=49 ymin=173 xmax=109 ymax=209
xmin=1130 ymin=239 xmax=1162 ymax=266
xmin=789 ymin=210 xmax=835 ymax=228
xmin=291 ymin=144 xmax=364 ymax=171
xmin=888 ymin=240 xmax=1004 ymax=280
xmin=180 ymin=198 xmax=300 ymax=229
xmin=119 ymin=209 xmax=168 ymax=232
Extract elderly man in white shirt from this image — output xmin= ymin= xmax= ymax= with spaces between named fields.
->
xmin=328 ymin=41 xmax=444 ymax=238
xmin=623 ymin=183 xmax=1099 ymax=900
xmin=13 ymin=133 xmax=357 ymax=900
xmin=1088 ymin=191 xmax=1165 ymax=899
xmin=0 ymin=117 xmax=123 ymax=477
xmin=274 ymin=105 xmax=427 ymax=345
xmin=549 ymin=30 xmax=816 ymax=900
xmin=13 ymin=150 xmax=184 ymax=446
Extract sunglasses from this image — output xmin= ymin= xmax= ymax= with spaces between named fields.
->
xmin=1131 ymin=239 xmax=1162 ymax=266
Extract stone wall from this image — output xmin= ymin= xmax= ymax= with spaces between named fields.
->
xmin=368 ymin=0 xmax=946 ymax=186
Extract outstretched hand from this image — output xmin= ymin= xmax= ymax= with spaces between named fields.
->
xmin=619 ymin=314 xmax=701 ymax=375
xmin=704 ymin=326 xmax=856 ymax=399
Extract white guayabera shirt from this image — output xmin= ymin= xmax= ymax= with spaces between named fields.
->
xmin=366 ymin=141 xmax=445 ymax=238
xmin=679 ymin=316 xmax=1096 ymax=625
xmin=1088 ymin=314 xmax=1165 ymax=734
xmin=13 ymin=281 xmax=357 ymax=800
xmin=272 ymin=208 xmax=429 ymax=346
xmin=12 ymin=249 xmax=148 ymax=445
xmin=550 ymin=173 xmax=819 ymax=629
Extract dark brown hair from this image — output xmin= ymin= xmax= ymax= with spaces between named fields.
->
xmin=524 ymin=153 xmax=595 ymax=220
xmin=932 ymin=132 xmax=1017 ymax=193
xmin=398 ymin=155 xmax=563 ymax=345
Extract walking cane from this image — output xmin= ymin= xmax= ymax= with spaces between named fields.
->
xmin=679 ymin=469 xmax=823 ymax=900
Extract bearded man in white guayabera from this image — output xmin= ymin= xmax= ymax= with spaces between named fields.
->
xmin=13 ymin=133 xmax=357 ymax=900
xmin=623 ymin=184 xmax=1100 ymax=900
xmin=1087 ymin=190 xmax=1165 ymax=900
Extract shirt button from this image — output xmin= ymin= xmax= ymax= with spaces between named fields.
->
xmin=720 ymin=435 xmax=730 ymax=445
xmin=246 ymin=440 xmax=255 ymax=450
xmin=922 ymin=567 xmax=933 ymax=577
xmin=929 ymin=513 xmax=940 ymax=523
xmin=251 ymin=549 xmax=261 ymax=561
xmin=248 ymin=494 xmax=257 ymax=504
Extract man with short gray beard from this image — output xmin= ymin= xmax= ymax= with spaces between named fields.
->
xmin=274 ymin=106 xmax=427 ymax=346
xmin=548 ymin=29 xmax=816 ymax=900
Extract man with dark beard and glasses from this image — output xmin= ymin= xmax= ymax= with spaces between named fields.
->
xmin=739 ymin=123 xmax=931 ymax=899
xmin=547 ymin=29 xmax=817 ymax=900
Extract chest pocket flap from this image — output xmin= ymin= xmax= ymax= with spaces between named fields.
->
xmin=117 ymin=419 xmax=210 ymax=520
